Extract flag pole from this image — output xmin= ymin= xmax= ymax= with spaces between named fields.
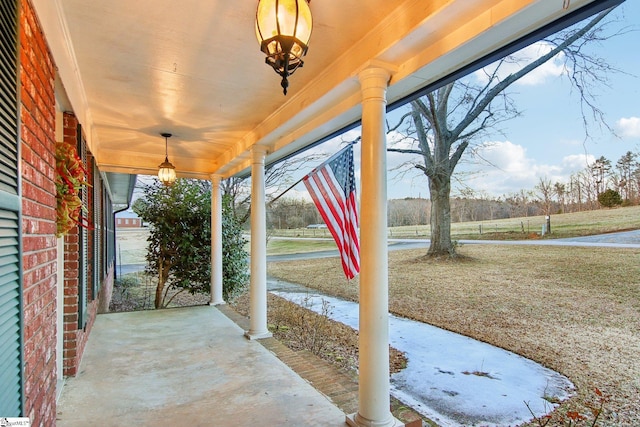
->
xmin=267 ymin=175 xmax=305 ymax=207
xmin=267 ymin=138 xmax=360 ymax=207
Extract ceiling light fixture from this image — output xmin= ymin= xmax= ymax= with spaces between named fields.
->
xmin=255 ymin=0 xmax=313 ymax=95
xmin=158 ymin=132 xmax=177 ymax=186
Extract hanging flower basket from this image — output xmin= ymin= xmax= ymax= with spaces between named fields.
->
xmin=55 ymin=140 xmax=91 ymax=237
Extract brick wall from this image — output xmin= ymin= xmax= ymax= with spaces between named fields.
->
xmin=20 ymin=1 xmax=58 ymax=425
xmin=18 ymin=1 xmax=116 ymax=423
xmin=116 ymin=217 xmax=142 ymax=227
xmin=61 ymin=113 xmax=100 ymax=377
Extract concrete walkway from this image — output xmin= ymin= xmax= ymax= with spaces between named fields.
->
xmin=56 ymin=306 xmax=346 ymax=427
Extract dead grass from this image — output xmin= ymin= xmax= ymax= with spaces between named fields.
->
xmin=231 ymin=292 xmax=407 ymax=374
xmin=268 ymin=245 xmax=640 ymax=426
xmin=116 ymin=228 xmax=150 ymax=264
xmin=109 ymin=271 xmax=209 ymax=311
xmin=270 ymin=205 xmax=640 ymax=240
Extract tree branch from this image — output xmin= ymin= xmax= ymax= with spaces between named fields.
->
xmin=411 ymin=106 xmax=434 ymax=173
xmin=387 ymin=148 xmax=424 ymax=155
xmin=450 ymin=6 xmax=616 ymax=141
xmin=449 ymin=140 xmax=470 ymax=171
xmin=163 ymin=287 xmax=186 ymax=308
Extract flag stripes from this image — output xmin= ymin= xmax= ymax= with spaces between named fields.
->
xmin=303 ymin=145 xmax=360 ymax=279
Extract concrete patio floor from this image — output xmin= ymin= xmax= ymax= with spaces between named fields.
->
xmin=56 ymin=305 xmax=347 ymax=427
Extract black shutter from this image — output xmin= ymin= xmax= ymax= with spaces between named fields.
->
xmin=92 ymin=162 xmax=101 ymax=296
xmin=77 ymin=127 xmax=88 ymax=328
xmin=104 ymin=191 xmax=114 ymax=273
xmin=0 ymin=0 xmax=22 ymax=416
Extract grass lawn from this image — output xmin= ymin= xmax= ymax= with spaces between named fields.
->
xmin=268 ymin=244 xmax=640 ymax=425
xmin=266 ymin=237 xmax=337 ymax=255
xmin=116 ymin=228 xmax=149 ymax=264
xmin=270 ymin=205 xmax=640 ymax=240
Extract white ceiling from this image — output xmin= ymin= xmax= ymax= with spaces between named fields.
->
xmin=33 ymin=0 xmax=603 ymax=181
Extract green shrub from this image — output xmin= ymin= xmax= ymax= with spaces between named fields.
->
xmin=134 ymin=180 xmax=249 ymax=307
xmin=114 ymin=275 xmax=140 ymax=300
xmin=597 ymin=189 xmax=623 ymax=208
xmin=222 ymin=195 xmax=249 ymax=301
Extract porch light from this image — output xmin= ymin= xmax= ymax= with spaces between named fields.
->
xmin=255 ymin=0 xmax=312 ymax=95
xmin=158 ymin=132 xmax=176 ymax=186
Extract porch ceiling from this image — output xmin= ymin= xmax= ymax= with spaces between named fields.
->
xmin=33 ymin=0 xmax=601 ymax=181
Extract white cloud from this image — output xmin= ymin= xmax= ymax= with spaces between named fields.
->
xmin=281 ymin=133 xmax=599 ymax=200
xmin=475 ymin=141 xmax=533 ymax=175
xmin=615 ymin=116 xmax=640 ymax=138
xmin=474 ymin=41 xmax=566 ymax=87
xmin=460 ymin=141 xmax=592 ymax=196
xmin=283 ymin=188 xmax=312 ymax=202
xmin=561 ymin=153 xmax=595 ymax=170
xmin=387 ymin=130 xmax=413 ymax=148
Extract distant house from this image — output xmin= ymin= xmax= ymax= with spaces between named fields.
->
xmin=306 ymin=223 xmax=327 ymax=229
xmin=116 ymin=210 xmax=143 ymax=228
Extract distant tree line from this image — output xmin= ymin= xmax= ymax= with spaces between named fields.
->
xmin=266 ymin=150 xmax=639 ymax=228
xmin=533 ymin=151 xmax=639 ymax=215
xmin=267 ymin=197 xmax=323 ymax=229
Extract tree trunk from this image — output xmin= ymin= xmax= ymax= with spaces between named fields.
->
xmin=155 ymin=258 xmax=170 ymax=309
xmin=428 ymin=176 xmax=454 ymax=256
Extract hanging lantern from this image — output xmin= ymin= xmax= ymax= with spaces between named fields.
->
xmin=256 ymin=0 xmax=312 ymax=95
xmin=158 ymin=132 xmax=176 ymax=186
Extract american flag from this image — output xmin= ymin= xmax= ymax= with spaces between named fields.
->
xmin=303 ymin=144 xmax=360 ymax=279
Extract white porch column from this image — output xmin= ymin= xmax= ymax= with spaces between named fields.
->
xmin=209 ymin=174 xmax=225 ymax=306
xmin=347 ymin=66 xmax=402 ymax=427
xmin=245 ymin=145 xmax=272 ymax=340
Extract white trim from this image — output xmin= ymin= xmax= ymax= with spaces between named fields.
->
xmin=32 ymin=0 xmax=96 ymax=153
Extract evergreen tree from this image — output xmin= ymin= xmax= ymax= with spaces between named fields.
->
xmin=134 ymin=179 xmax=248 ymax=307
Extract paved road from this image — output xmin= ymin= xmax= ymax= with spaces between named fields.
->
xmin=116 ymin=263 xmax=146 ymax=275
xmin=267 ymin=230 xmax=640 ymax=262
xmin=119 ymin=230 xmax=640 ymax=270
xmin=554 ymin=228 xmax=640 ymax=244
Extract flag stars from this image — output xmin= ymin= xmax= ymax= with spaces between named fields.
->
xmin=302 ymin=144 xmax=360 ymax=279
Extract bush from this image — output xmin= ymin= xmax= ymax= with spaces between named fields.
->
xmin=270 ymin=294 xmax=334 ymax=355
xmin=134 ymin=180 xmax=249 ymax=307
xmin=110 ymin=273 xmax=153 ymax=312
xmin=135 ymin=179 xmax=212 ymax=308
xmin=597 ymin=189 xmax=623 ymax=208
xmin=114 ymin=275 xmax=140 ymax=296
xmin=222 ymin=195 xmax=249 ymax=301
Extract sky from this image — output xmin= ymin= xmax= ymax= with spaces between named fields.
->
xmin=280 ymin=1 xmax=640 ymax=201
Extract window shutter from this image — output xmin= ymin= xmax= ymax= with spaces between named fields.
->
xmin=77 ymin=128 xmax=88 ymax=328
xmin=104 ymin=191 xmax=114 ymax=272
xmin=93 ymin=163 xmax=102 ymax=295
xmin=0 ymin=0 xmax=22 ymax=416
xmin=0 ymin=208 xmax=21 ymax=415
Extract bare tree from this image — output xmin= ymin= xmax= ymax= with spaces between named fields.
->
xmin=633 ymin=160 xmax=640 ymax=204
xmin=535 ymin=177 xmax=554 ymax=215
xmin=616 ymin=151 xmax=638 ymax=201
xmin=589 ymin=155 xmax=612 ymax=197
xmin=554 ymin=182 xmax=567 ymax=213
xmin=579 ymin=168 xmax=599 ymax=210
xmin=387 ymin=6 xmax=621 ymax=257
xmin=222 ymin=152 xmax=326 ymax=224
xmin=568 ymin=173 xmax=582 ymax=212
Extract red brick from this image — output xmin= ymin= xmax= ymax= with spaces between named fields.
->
xmin=64 ymin=285 xmax=78 ymax=297
xmin=64 ymin=311 xmax=78 ymax=322
xmin=20 ymin=1 xmax=58 ymax=424
xmin=19 ymin=4 xmax=105 ymax=421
